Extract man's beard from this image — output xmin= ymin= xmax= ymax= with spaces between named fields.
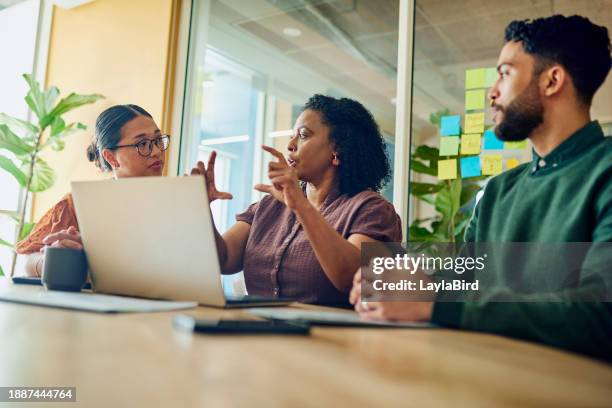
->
xmin=494 ymin=78 xmax=544 ymax=141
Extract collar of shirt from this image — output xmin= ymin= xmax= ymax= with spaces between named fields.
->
xmin=530 ymin=120 xmax=604 ymax=175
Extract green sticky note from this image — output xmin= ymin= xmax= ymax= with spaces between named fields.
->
xmin=439 ymin=136 xmax=460 ymax=156
xmin=485 ymin=67 xmax=498 ymax=87
xmin=438 ymin=159 xmax=457 ymax=180
xmin=466 ymin=68 xmax=486 ymax=89
xmin=465 ymin=89 xmax=486 ymax=110
xmin=504 ymin=140 xmax=528 ymax=149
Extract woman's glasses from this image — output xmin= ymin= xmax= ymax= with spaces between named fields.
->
xmin=113 ymin=135 xmax=170 ymax=157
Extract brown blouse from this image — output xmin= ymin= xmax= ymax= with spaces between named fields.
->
xmin=236 ymin=185 xmax=402 ymax=306
xmin=15 ymin=194 xmax=79 ymax=255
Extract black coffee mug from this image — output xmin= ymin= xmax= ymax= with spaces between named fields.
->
xmin=42 ymin=247 xmax=88 ymax=292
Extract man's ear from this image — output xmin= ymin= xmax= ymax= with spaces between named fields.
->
xmin=101 ymin=149 xmax=120 ymax=169
xmin=541 ymin=65 xmax=567 ymax=97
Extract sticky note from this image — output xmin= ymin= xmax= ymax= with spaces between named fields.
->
xmin=466 ymin=68 xmax=486 ymax=89
xmin=464 ymin=112 xmax=485 ymax=134
xmin=439 ymin=136 xmax=460 ymax=156
xmin=461 ymin=157 xmax=481 ymax=178
xmin=465 ymin=89 xmax=486 ymax=110
xmin=483 ymin=129 xmax=504 ymax=149
xmin=460 ymin=134 xmax=481 ymax=155
xmin=507 ymin=158 xmax=520 ymax=169
xmin=482 ymin=155 xmax=503 ymax=175
xmin=484 ymin=67 xmax=498 ymax=87
xmin=440 ymin=115 xmax=461 ymax=136
xmin=504 ymin=140 xmax=528 ymax=149
xmin=438 ymin=159 xmax=457 ymax=180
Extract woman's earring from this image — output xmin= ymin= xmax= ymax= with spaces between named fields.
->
xmin=332 ymin=154 xmax=340 ymax=166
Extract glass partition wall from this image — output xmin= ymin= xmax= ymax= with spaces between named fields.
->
xmin=409 ymin=0 xmax=611 ymax=242
xmin=177 ymin=0 xmax=611 ymax=278
xmin=179 ymin=0 xmax=401 ymax=291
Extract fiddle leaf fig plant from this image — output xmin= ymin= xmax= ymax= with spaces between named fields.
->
xmin=0 ymin=74 xmax=104 ymax=276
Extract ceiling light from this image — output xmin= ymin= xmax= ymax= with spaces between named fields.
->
xmin=283 ymin=27 xmax=302 ymax=37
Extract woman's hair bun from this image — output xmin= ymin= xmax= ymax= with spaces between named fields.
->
xmin=86 ymin=141 xmax=102 ymax=169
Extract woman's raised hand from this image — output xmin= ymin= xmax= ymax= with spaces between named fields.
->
xmin=255 ymin=145 xmax=305 ymax=210
xmin=190 ymin=151 xmax=233 ymax=203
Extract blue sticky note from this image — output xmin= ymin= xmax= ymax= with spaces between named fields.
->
xmin=440 ymin=115 xmax=461 ymax=136
xmin=483 ymin=129 xmax=504 ymax=150
xmin=460 ymin=156 xmax=482 ymax=178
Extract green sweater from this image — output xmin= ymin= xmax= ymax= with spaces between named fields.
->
xmin=431 ymin=121 xmax=612 ymax=361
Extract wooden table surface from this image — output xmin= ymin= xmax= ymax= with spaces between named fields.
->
xmin=0 ymin=282 xmax=611 ymax=407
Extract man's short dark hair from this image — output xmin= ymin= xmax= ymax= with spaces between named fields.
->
xmin=505 ymin=15 xmax=611 ymax=105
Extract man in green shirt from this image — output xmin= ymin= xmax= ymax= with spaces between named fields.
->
xmin=350 ymin=15 xmax=612 ymax=360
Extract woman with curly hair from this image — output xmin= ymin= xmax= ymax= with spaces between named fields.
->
xmin=193 ymin=94 xmax=401 ymax=306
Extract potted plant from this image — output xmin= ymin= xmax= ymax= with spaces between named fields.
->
xmin=408 ymin=109 xmax=488 ymax=243
xmin=0 ymin=74 xmax=103 ymax=276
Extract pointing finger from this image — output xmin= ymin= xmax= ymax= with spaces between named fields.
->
xmin=261 ymin=145 xmax=288 ymax=165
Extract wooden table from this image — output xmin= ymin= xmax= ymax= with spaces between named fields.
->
xmin=0 ymin=282 xmax=611 ymax=407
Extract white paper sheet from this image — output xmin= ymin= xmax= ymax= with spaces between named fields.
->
xmin=0 ymin=281 xmax=197 ymax=313
xmin=248 ymin=307 xmax=435 ymax=328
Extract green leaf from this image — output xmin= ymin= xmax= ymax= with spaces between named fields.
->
xmin=453 ymin=213 xmax=471 ymax=237
xmin=410 ymin=159 xmax=437 ymax=176
xmin=460 ymin=183 xmax=483 ymax=207
xmin=41 ymin=93 xmax=104 ymax=128
xmin=413 ymin=145 xmax=439 ymax=162
xmin=21 ymin=157 xmax=56 ymax=192
xmin=419 ymin=194 xmax=435 ymax=205
xmin=408 ymin=223 xmax=434 ymax=241
xmin=410 ymin=182 xmax=443 ymax=196
xmin=0 ymin=264 xmax=4 ymax=277
xmin=449 ymin=178 xmax=462 ymax=213
xmin=41 ymin=121 xmax=87 ymax=152
xmin=429 ymin=108 xmax=451 ymax=127
xmin=0 ymin=156 xmax=27 ymax=186
xmin=434 ymin=188 xmax=453 ymax=221
xmin=0 ymin=113 xmax=39 ymax=137
xmin=49 ymin=138 xmax=66 ymax=152
xmin=0 ymin=237 xmax=14 ymax=248
xmin=435 ymin=179 xmax=461 ymax=222
xmin=23 ymin=74 xmax=46 ymax=120
xmin=50 ymin=116 xmax=66 ymax=137
xmin=44 ymin=86 xmax=60 ymax=113
xmin=18 ymin=222 xmax=36 ymax=241
xmin=0 ymin=125 xmax=33 ymax=155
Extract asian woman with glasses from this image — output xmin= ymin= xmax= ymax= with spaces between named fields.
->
xmin=16 ymin=104 xmax=170 ymax=277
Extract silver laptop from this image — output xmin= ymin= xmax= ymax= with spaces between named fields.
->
xmin=71 ymin=176 xmax=292 ymax=308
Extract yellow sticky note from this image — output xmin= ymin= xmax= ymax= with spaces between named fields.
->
xmin=504 ymin=140 xmax=528 ymax=149
xmin=507 ymin=158 xmax=520 ymax=169
xmin=460 ymin=134 xmax=481 ymax=155
xmin=465 ymin=112 xmax=485 ymax=134
xmin=465 ymin=89 xmax=485 ymax=110
xmin=438 ymin=159 xmax=457 ymax=180
xmin=482 ymin=155 xmax=503 ymax=175
xmin=466 ymin=68 xmax=486 ymax=89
